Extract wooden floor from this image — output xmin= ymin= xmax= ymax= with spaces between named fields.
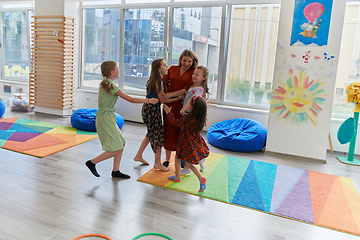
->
xmin=0 ymin=105 xmax=359 ymax=240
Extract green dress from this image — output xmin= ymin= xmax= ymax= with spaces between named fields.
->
xmin=96 ymin=78 xmax=126 ymax=152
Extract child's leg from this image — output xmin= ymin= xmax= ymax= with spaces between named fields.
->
xmin=186 ymin=162 xmax=206 ymax=191
xmin=186 ymin=162 xmax=202 ymax=181
xmin=199 ymin=159 xmax=205 ymax=172
xmin=111 ymin=146 xmax=130 ymax=178
xmin=153 ymin=148 xmax=170 ymax=172
xmin=163 ymin=149 xmax=172 ymax=167
xmin=169 ymin=156 xmax=181 ymax=182
xmin=86 ymin=148 xmax=123 ymax=177
xmin=112 ymin=148 xmax=124 ymax=171
xmin=133 ymin=136 xmax=150 ymax=165
xmin=175 ymin=156 xmax=181 ymax=179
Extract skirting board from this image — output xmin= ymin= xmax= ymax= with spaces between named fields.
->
xmin=34 ymin=106 xmax=72 ymax=117
xmin=265 ymin=150 xmax=327 ymax=164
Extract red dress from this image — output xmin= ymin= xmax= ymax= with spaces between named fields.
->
xmin=163 ymin=66 xmax=194 ymax=151
xmin=166 ymin=112 xmax=209 ymax=164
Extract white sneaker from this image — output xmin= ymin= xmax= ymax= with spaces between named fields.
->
xmin=199 ymin=159 xmax=205 ymax=172
xmin=180 ymin=168 xmax=192 ymax=175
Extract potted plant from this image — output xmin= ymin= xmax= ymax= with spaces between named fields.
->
xmin=253 ymin=86 xmax=265 ymax=104
xmin=226 ymin=77 xmax=250 ymax=103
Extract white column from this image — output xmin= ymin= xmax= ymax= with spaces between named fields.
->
xmin=266 ymin=0 xmax=347 ymax=161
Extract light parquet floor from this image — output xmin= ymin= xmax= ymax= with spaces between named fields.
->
xmin=0 ymin=105 xmax=359 ymax=240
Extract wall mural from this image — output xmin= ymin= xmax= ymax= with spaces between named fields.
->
xmin=290 ymin=0 xmax=333 ymax=46
xmin=269 ymin=69 xmax=330 ymax=127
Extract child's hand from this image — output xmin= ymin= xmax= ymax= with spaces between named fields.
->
xmin=180 ymin=108 xmax=187 ymax=116
xmin=178 ymin=95 xmax=185 ymax=100
xmin=163 ymin=104 xmax=172 ymax=114
xmin=149 ymin=98 xmax=158 ymax=104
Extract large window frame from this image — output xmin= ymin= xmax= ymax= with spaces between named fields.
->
xmin=80 ymin=0 xmax=360 ymax=119
xmin=80 ymin=1 xmax=227 ymax=102
xmin=0 ymin=7 xmax=33 ymax=83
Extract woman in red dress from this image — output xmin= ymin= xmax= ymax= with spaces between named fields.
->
xmin=160 ymin=50 xmax=199 ymax=166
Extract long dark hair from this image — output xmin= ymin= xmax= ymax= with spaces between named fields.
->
xmin=146 ymin=58 xmax=164 ymax=94
xmin=100 ymin=60 xmax=116 ymax=93
xmin=181 ymin=96 xmax=207 ymax=132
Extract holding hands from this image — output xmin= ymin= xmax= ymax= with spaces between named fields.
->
xmin=180 ymin=108 xmax=188 ymax=116
xmin=149 ymin=98 xmax=159 ymax=104
xmin=163 ymin=104 xmax=172 ymax=114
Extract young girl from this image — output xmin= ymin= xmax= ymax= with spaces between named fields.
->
xmin=133 ymin=58 xmax=184 ymax=171
xmin=179 ymin=66 xmax=209 ymax=175
xmin=163 ymin=95 xmax=209 ymax=192
xmin=85 ymin=61 xmax=158 ymax=178
xmin=180 ymin=65 xmax=210 ymax=115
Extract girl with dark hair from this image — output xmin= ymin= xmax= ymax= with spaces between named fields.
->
xmin=179 ymin=65 xmax=210 ymax=175
xmin=160 ymin=49 xmax=199 ymax=167
xmin=134 ymin=58 xmax=184 ymax=171
xmin=163 ymin=96 xmax=209 ymax=192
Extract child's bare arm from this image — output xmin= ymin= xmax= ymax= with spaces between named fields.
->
xmin=180 ymin=98 xmax=192 ymax=115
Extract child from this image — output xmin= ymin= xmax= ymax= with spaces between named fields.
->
xmin=179 ymin=66 xmax=210 ymax=175
xmin=85 ymin=60 xmax=158 ymax=179
xmin=134 ymin=58 xmax=184 ymax=171
xmin=163 ymin=95 xmax=209 ymax=192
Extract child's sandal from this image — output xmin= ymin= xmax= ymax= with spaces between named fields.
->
xmin=169 ymin=175 xmax=181 ymax=182
xmin=199 ymin=177 xmax=207 ymax=192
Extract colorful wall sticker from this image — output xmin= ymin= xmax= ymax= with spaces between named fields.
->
xmin=290 ymin=0 xmax=333 ymax=46
xmin=270 ymin=70 xmax=330 ymax=126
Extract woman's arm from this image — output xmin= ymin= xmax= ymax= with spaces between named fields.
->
xmin=116 ymin=90 xmax=158 ymax=104
xmin=160 ymin=95 xmax=185 ymax=104
xmin=157 ymin=81 xmax=184 ymax=103
xmin=162 ymin=89 xmax=187 ymax=101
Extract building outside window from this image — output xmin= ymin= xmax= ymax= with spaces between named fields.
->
xmin=78 ymin=1 xmax=360 ymax=119
xmin=3 ymin=11 xmax=31 ymax=80
xmin=81 ymin=8 xmax=120 ymax=88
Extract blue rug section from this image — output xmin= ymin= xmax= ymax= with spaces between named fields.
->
xmin=227 ymin=156 xmax=251 ymax=203
xmin=254 ymin=161 xmax=277 ymax=212
xmin=0 ymin=130 xmax=15 ymax=141
xmin=22 ymin=124 xmax=53 ymax=133
xmin=232 ymin=160 xmax=265 ymax=211
xmin=8 ymin=123 xmax=42 ymax=133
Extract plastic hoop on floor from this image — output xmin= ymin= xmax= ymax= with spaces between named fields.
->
xmin=72 ymin=234 xmax=112 ymax=240
xmin=132 ymin=233 xmax=173 ymax=240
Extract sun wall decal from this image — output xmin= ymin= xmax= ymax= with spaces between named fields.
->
xmin=270 ymin=70 xmax=330 ymax=126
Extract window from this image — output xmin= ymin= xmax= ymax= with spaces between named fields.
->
xmin=332 ymin=3 xmax=360 ymax=116
xmin=3 ymin=11 xmax=31 ymax=80
xmin=172 ymin=6 xmax=222 ymax=100
xmin=224 ymin=4 xmax=280 ymax=106
xmin=122 ymin=8 xmax=166 ymax=93
xmin=336 ymin=88 xmax=343 ymax=96
xmin=81 ymin=8 xmax=120 ymax=88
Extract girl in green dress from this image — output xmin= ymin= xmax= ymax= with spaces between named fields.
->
xmin=85 ymin=61 xmax=158 ymax=178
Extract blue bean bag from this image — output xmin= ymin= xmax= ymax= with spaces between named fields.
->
xmin=71 ymin=108 xmax=124 ymax=132
xmin=0 ymin=100 xmax=5 ymax=117
xmin=207 ymin=118 xmax=267 ymax=152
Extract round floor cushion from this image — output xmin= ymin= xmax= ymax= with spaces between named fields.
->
xmin=71 ymin=108 xmax=124 ymax=132
xmin=0 ymin=100 xmax=5 ymax=117
xmin=207 ymin=118 xmax=267 ymax=152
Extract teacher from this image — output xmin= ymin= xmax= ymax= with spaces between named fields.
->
xmin=161 ymin=49 xmax=199 ymax=167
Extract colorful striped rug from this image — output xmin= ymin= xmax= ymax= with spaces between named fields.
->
xmin=138 ymin=153 xmax=360 ymax=236
xmin=0 ymin=117 xmax=98 ymax=157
